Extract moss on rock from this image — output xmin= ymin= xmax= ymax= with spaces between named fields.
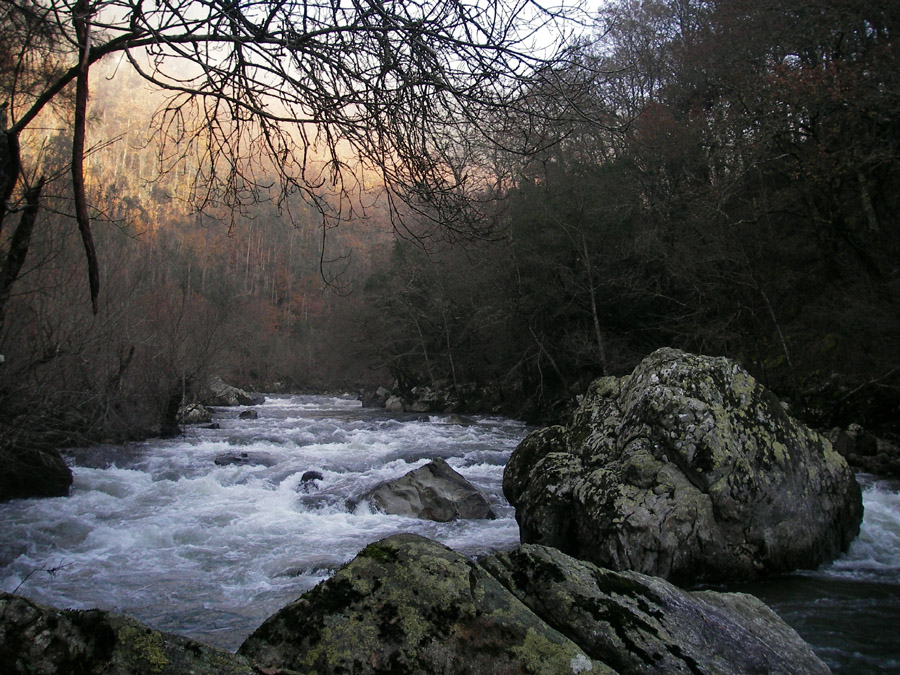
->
xmin=504 ymin=348 xmax=864 ymax=584
xmin=0 ymin=592 xmax=255 ymax=674
xmin=239 ymin=534 xmax=610 ymax=674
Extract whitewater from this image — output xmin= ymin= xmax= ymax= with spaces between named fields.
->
xmin=1 ymin=394 xmax=898 ymax=671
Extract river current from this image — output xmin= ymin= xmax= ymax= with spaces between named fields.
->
xmin=1 ymin=394 xmax=898 ymax=672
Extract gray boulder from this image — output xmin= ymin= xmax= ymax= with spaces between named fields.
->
xmin=358 ymin=386 xmax=392 ymax=408
xmin=238 ymin=534 xmax=829 ymax=675
xmin=238 ymin=534 xmax=610 ymax=674
xmin=0 ymin=446 xmax=72 ymax=502
xmin=362 ymin=457 xmax=496 ymax=521
xmin=384 ymin=394 xmax=405 ymax=412
xmin=483 ymin=544 xmax=829 ymax=675
xmin=202 ymin=376 xmax=264 ymax=407
xmin=0 ymin=592 xmax=254 ymax=675
xmin=504 ymin=347 xmax=863 ymax=584
xmin=214 ymin=451 xmax=276 ymax=467
xmin=178 ymin=402 xmax=212 ymax=425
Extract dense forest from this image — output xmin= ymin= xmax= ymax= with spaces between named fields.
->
xmin=2 ymin=0 xmax=899 ymax=458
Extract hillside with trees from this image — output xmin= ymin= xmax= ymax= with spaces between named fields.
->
xmin=2 ymin=0 xmax=898 ymax=458
xmin=360 ymin=0 xmax=900 ymax=428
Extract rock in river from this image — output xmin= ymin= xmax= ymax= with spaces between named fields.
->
xmin=361 ymin=457 xmax=496 ymax=521
xmin=238 ymin=533 xmax=829 ymax=674
xmin=0 ymin=592 xmax=254 ymax=674
xmin=201 ymin=376 xmax=264 ymax=407
xmin=504 ymin=347 xmax=863 ymax=584
xmin=0 ymin=446 xmax=72 ymax=502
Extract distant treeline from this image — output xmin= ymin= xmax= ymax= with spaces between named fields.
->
xmin=2 ymin=0 xmax=898 ymax=452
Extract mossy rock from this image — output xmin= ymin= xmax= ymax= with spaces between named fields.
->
xmin=0 ymin=592 xmax=255 ymax=674
xmin=504 ymin=348 xmax=863 ymax=584
xmin=239 ymin=534 xmax=609 ymax=674
xmin=482 ymin=544 xmax=829 ymax=674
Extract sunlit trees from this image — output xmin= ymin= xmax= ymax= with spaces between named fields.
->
xmin=1 ymin=0 xmax=579 ymax=328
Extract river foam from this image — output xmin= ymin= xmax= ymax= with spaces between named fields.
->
xmin=0 ymin=395 xmax=524 ymax=649
xmin=2 ymin=396 xmax=898 ymax=669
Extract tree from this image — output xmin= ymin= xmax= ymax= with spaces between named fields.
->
xmin=0 ymin=0 xmax=578 ymax=330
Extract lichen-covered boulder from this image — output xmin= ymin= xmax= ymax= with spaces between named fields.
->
xmin=504 ymin=348 xmax=863 ymax=584
xmin=178 ymin=402 xmax=212 ymax=425
xmin=362 ymin=458 xmax=496 ymax=521
xmin=202 ymin=376 xmax=264 ymax=407
xmin=239 ymin=534 xmax=829 ymax=674
xmin=238 ymin=534 xmax=609 ymax=674
xmin=483 ymin=544 xmax=829 ymax=675
xmin=0 ymin=592 xmax=254 ymax=675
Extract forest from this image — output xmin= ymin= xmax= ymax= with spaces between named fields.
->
xmin=2 ymin=0 xmax=899 ymax=458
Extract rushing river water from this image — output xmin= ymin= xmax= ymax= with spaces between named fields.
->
xmin=1 ymin=395 xmax=898 ymax=672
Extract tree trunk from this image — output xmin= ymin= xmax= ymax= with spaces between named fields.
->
xmin=73 ymin=0 xmax=100 ymax=314
xmin=0 ymin=178 xmax=45 ymax=336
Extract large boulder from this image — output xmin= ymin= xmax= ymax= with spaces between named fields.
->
xmin=238 ymin=534 xmax=611 ymax=674
xmin=504 ymin=348 xmax=863 ymax=584
xmin=358 ymin=386 xmax=392 ymax=408
xmin=178 ymin=402 xmax=212 ymax=425
xmin=0 ymin=592 xmax=254 ymax=675
xmin=361 ymin=457 xmax=496 ymax=521
xmin=483 ymin=544 xmax=829 ymax=675
xmin=0 ymin=447 xmax=72 ymax=502
xmin=238 ymin=534 xmax=829 ymax=674
xmin=202 ymin=376 xmax=264 ymax=407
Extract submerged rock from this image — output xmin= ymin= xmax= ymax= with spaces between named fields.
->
xmin=213 ymin=452 xmax=276 ymax=467
xmin=0 ymin=592 xmax=254 ymax=674
xmin=0 ymin=446 xmax=72 ymax=502
xmin=362 ymin=457 xmax=496 ymax=521
xmin=238 ymin=533 xmax=828 ymax=675
xmin=504 ymin=347 xmax=863 ymax=584
xmin=301 ymin=470 xmax=324 ymax=483
xmin=238 ymin=409 xmax=258 ymax=420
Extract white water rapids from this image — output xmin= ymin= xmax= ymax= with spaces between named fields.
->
xmin=1 ymin=394 xmax=898 ymax=671
xmin=0 ymin=395 xmax=523 ymax=649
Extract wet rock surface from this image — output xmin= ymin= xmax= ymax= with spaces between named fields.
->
xmin=238 ymin=534 xmax=611 ymax=674
xmin=177 ymin=402 xmax=212 ymax=425
xmin=201 ymin=376 xmax=264 ymax=407
xmin=483 ymin=544 xmax=830 ymax=675
xmin=0 ymin=592 xmax=254 ymax=674
xmin=0 ymin=446 xmax=71 ymax=502
xmin=504 ymin=348 xmax=864 ymax=584
xmin=361 ymin=457 xmax=496 ymax=521
xmin=238 ymin=533 xmax=829 ymax=675
xmin=213 ymin=451 xmax=276 ymax=467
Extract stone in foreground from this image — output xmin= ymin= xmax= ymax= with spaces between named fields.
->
xmin=504 ymin=348 xmax=863 ymax=584
xmin=0 ymin=592 xmax=254 ymax=675
xmin=483 ymin=544 xmax=829 ymax=675
xmin=238 ymin=534 xmax=610 ymax=674
xmin=239 ymin=533 xmax=829 ymax=674
xmin=362 ymin=457 xmax=496 ymax=521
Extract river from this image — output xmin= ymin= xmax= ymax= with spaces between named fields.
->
xmin=1 ymin=394 xmax=898 ymax=672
